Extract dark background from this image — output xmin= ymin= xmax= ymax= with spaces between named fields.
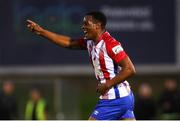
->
xmin=0 ymin=0 xmax=175 ymax=65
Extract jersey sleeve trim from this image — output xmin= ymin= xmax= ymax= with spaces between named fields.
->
xmin=77 ymin=38 xmax=87 ymax=49
xmin=105 ymin=38 xmax=127 ymax=64
xmin=113 ymin=51 xmax=127 ymax=64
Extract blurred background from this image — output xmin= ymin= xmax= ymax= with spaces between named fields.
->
xmin=0 ymin=0 xmax=180 ymax=120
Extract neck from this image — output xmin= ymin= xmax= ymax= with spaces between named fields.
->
xmin=94 ymin=29 xmax=105 ymax=42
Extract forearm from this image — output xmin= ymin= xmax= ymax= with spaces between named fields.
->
xmin=108 ymin=56 xmax=136 ymax=88
xmin=40 ymin=29 xmax=72 ymax=48
xmin=96 ymin=66 xmax=135 ymax=95
xmin=107 ymin=67 xmax=135 ymax=88
xmin=27 ymin=20 xmax=74 ymax=48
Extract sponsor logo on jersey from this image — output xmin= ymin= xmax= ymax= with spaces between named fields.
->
xmin=112 ymin=45 xmax=123 ymax=54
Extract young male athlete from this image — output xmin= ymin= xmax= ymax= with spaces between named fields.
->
xmin=27 ymin=11 xmax=136 ymax=120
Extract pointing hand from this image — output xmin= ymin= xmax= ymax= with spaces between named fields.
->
xmin=26 ymin=20 xmax=43 ymax=35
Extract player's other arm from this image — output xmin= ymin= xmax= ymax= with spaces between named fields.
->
xmin=96 ymin=40 xmax=136 ymax=95
xmin=97 ymin=56 xmax=136 ymax=95
xmin=108 ymin=56 xmax=136 ymax=87
xmin=26 ymin=20 xmax=81 ymax=49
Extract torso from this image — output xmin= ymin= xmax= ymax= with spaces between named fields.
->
xmin=79 ymin=31 xmax=131 ymax=99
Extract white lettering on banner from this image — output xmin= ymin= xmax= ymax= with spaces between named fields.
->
xmin=101 ymin=6 xmax=154 ymax=31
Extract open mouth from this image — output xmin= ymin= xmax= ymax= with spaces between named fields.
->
xmin=83 ymin=31 xmax=88 ymax=36
xmin=83 ymin=30 xmax=87 ymax=34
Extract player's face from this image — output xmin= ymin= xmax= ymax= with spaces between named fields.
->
xmin=81 ymin=15 xmax=98 ymax=40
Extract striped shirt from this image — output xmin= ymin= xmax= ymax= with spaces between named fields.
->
xmin=78 ymin=31 xmax=131 ymax=99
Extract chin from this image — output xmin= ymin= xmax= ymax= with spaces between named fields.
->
xmin=87 ymin=36 xmax=93 ymax=40
xmin=84 ymin=36 xmax=90 ymax=39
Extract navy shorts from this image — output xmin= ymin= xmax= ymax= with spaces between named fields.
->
xmin=90 ymin=92 xmax=135 ymax=120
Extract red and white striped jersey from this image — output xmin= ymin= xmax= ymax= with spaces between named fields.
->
xmin=78 ymin=31 xmax=131 ymax=99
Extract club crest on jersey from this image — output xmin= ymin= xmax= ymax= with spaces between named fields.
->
xmin=112 ymin=45 xmax=123 ymax=54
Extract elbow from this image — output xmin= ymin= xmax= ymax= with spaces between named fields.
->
xmin=127 ymin=66 xmax=136 ymax=77
xmin=130 ymin=66 xmax=136 ymax=76
xmin=63 ymin=41 xmax=72 ymax=48
xmin=65 ymin=40 xmax=75 ymax=49
xmin=64 ymin=44 xmax=71 ymax=48
xmin=131 ymin=67 xmax=136 ymax=75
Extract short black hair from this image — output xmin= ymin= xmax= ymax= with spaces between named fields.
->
xmin=86 ymin=11 xmax=107 ymax=28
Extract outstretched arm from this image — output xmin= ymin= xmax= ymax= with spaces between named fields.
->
xmin=26 ymin=20 xmax=82 ymax=49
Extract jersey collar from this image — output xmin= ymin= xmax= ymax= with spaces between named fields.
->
xmin=96 ymin=31 xmax=110 ymax=45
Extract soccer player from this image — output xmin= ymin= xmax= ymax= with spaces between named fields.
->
xmin=27 ymin=11 xmax=136 ymax=120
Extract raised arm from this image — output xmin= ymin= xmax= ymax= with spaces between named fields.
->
xmin=26 ymin=20 xmax=82 ymax=49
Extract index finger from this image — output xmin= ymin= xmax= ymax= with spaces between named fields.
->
xmin=26 ymin=19 xmax=36 ymax=25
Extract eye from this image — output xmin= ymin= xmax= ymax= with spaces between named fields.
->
xmin=85 ymin=21 xmax=89 ymax=25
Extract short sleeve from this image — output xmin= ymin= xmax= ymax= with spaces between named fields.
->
xmin=106 ymin=40 xmax=127 ymax=64
xmin=77 ymin=38 xmax=87 ymax=49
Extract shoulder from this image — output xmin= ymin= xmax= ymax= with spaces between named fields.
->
xmin=102 ymin=32 xmax=121 ymax=46
xmin=101 ymin=32 xmax=127 ymax=63
xmin=103 ymin=34 xmax=123 ymax=54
